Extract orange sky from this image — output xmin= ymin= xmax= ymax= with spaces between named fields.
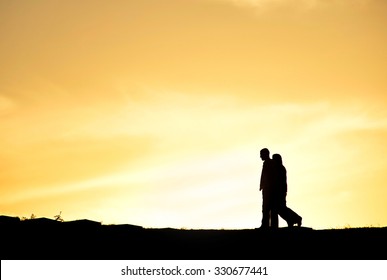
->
xmin=1 ymin=0 xmax=386 ymax=229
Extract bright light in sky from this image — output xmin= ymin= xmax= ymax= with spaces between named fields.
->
xmin=1 ymin=0 xmax=386 ymax=229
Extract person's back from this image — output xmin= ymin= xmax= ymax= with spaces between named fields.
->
xmin=272 ymin=153 xmax=302 ymax=227
xmin=272 ymin=154 xmax=287 ymax=203
xmin=260 ymin=158 xmax=274 ymax=191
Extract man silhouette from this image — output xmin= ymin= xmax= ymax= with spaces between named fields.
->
xmin=259 ymin=148 xmax=278 ymax=229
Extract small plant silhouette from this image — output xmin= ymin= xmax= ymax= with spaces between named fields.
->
xmin=21 ymin=213 xmax=36 ymax=221
xmin=54 ymin=211 xmax=64 ymax=222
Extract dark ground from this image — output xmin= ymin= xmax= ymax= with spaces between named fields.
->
xmin=1 ymin=215 xmax=386 ymax=260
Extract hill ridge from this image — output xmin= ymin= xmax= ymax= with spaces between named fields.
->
xmin=1 ymin=215 xmax=386 ymax=260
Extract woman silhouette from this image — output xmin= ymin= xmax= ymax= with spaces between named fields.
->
xmin=272 ymin=153 xmax=302 ymax=227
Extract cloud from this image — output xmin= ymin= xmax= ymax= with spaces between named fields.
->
xmin=222 ymin=0 xmax=369 ymax=7
xmin=214 ymin=0 xmax=315 ymax=11
xmin=0 ymin=95 xmax=16 ymax=115
xmin=216 ymin=0 xmax=374 ymax=12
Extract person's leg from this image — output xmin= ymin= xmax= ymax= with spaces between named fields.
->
xmin=270 ymin=209 xmax=279 ymax=228
xmin=293 ymin=210 xmax=302 ymax=227
xmin=276 ymin=194 xmax=288 ymax=226
xmin=269 ymin=192 xmax=280 ymax=228
xmin=288 ymin=208 xmax=302 ymax=227
xmin=261 ymin=190 xmax=270 ymax=228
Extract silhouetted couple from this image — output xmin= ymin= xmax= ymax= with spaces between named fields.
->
xmin=259 ymin=148 xmax=302 ymax=229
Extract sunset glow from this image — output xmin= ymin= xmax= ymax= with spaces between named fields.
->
xmin=1 ymin=0 xmax=386 ymax=229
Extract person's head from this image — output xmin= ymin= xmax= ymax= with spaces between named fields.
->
xmin=260 ymin=148 xmax=270 ymax=161
xmin=272 ymin=153 xmax=283 ymax=165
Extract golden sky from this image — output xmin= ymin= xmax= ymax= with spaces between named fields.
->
xmin=1 ymin=0 xmax=386 ymax=229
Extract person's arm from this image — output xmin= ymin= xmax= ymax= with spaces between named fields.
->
xmin=260 ymin=161 xmax=269 ymax=191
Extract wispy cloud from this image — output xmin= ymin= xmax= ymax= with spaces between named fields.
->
xmin=217 ymin=0 xmax=372 ymax=11
xmin=0 ymin=95 xmax=16 ymax=116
